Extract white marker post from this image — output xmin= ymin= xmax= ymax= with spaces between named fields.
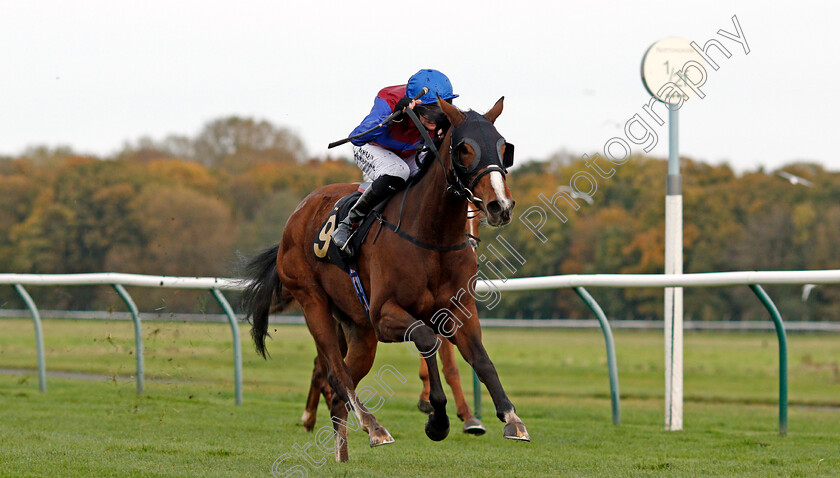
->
xmin=641 ymin=37 xmax=706 ymax=431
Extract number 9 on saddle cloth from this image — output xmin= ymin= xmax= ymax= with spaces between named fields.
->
xmin=312 ymin=183 xmax=383 ymax=274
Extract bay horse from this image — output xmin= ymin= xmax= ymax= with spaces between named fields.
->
xmin=299 ymin=205 xmax=486 ymax=435
xmin=242 ymin=97 xmax=529 ymax=463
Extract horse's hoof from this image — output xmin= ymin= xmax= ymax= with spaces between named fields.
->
xmin=417 ymin=399 xmax=434 ymax=415
xmin=424 ymin=413 xmax=450 ymax=441
xmin=369 ymin=426 xmax=395 ymax=447
xmin=463 ymin=417 xmax=486 ymax=435
xmin=503 ymin=421 xmax=531 ymax=441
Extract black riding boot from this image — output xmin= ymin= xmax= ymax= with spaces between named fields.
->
xmin=331 ymin=175 xmax=406 ymax=256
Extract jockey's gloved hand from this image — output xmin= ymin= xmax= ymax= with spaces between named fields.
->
xmin=394 ymin=97 xmax=412 ymax=116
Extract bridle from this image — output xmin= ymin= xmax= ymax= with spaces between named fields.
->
xmin=405 ymin=108 xmax=514 ymax=209
xmin=372 ymin=105 xmax=512 ymax=253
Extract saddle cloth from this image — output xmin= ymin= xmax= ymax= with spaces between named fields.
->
xmin=312 ymin=183 xmax=384 ymax=273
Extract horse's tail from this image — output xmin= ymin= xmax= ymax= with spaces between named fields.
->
xmin=240 ymin=244 xmax=287 ymax=359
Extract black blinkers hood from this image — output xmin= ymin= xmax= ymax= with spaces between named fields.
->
xmin=450 ymin=111 xmax=514 ymax=179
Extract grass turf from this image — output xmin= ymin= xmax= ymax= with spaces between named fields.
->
xmin=1 ymin=318 xmax=839 ymax=477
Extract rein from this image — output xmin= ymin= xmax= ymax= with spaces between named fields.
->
xmin=371 ymin=106 xmax=505 ymax=253
xmin=404 ymin=108 xmax=483 ymax=207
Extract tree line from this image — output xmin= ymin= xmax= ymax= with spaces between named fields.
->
xmin=1 ymin=116 xmax=838 ymax=321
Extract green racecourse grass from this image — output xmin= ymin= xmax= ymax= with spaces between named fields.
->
xmin=1 ymin=318 xmax=839 ymax=477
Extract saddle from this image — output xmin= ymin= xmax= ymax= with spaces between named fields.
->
xmin=312 ymin=183 xmax=386 ymax=273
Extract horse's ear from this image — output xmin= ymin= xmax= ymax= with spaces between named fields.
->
xmin=438 ymin=95 xmax=465 ymax=127
xmin=485 ymin=96 xmax=504 ymax=124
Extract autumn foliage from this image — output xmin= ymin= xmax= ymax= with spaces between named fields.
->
xmin=1 ymin=117 xmax=838 ymax=321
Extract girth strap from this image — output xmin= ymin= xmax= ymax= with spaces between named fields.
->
xmin=375 ymin=214 xmax=469 ymax=252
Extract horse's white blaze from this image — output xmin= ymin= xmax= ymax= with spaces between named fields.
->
xmin=301 ymin=410 xmax=312 ymax=424
xmin=490 ymin=171 xmax=511 ymax=209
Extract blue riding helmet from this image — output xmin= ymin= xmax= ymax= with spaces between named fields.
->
xmin=406 ymin=69 xmax=458 ymax=105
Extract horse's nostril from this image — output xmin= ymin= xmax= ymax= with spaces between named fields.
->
xmin=487 ymin=201 xmax=503 ymax=216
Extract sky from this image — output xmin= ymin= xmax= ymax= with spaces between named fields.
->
xmin=2 ymin=0 xmax=839 ymax=173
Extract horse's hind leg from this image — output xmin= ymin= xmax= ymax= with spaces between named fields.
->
xmin=417 ymin=358 xmax=434 ymax=414
xmin=439 ymin=337 xmax=486 ymax=435
xmin=295 ymin=294 xmax=358 ymax=462
xmin=301 ymin=355 xmax=325 ymax=431
xmin=298 ymin=295 xmax=391 ymax=461
xmin=302 ymin=323 xmax=342 ymax=431
xmin=337 ymin=319 xmax=394 ymax=447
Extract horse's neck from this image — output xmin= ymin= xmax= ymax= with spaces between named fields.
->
xmin=397 ymin=153 xmax=467 ymax=244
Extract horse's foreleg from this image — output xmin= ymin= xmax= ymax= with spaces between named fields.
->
xmin=438 ymin=338 xmax=470 ymax=421
xmin=419 ymin=332 xmax=450 ymax=441
xmin=453 ymin=320 xmax=530 ymax=441
xmin=439 ymin=337 xmax=486 ymax=435
xmin=377 ymin=301 xmax=449 ymax=441
xmin=417 ymin=357 xmax=434 ymax=414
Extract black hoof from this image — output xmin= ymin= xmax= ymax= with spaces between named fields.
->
xmin=417 ymin=399 xmax=434 ymax=415
xmin=424 ymin=413 xmax=450 ymax=441
xmin=463 ymin=417 xmax=486 ymax=435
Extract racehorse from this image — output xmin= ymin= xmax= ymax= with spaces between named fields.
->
xmin=242 ymin=97 xmax=529 ymax=463
xmin=299 ymin=205 xmax=487 ymax=435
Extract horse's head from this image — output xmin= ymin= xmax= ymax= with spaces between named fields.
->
xmin=439 ymin=97 xmax=515 ymax=227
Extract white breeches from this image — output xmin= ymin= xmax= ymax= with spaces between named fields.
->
xmin=353 ymin=144 xmax=421 ymax=182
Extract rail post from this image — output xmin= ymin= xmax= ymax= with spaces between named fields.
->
xmin=574 ymin=286 xmax=621 ymax=425
xmin=472 ymin=370 xmax=482 ymax=419
xmin=211 ymin=289 xmax=243 ymax=405
xmin=112 ymin=284 xmax=144 ymax=395
xmin=749 ymin=284 xmax=788 ymax=436
xmin=13 ymin=284 xmax=46 ymax=393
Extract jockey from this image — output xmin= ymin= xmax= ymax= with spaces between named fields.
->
xmin=331 ymin=69 xmax=459 ymax=254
